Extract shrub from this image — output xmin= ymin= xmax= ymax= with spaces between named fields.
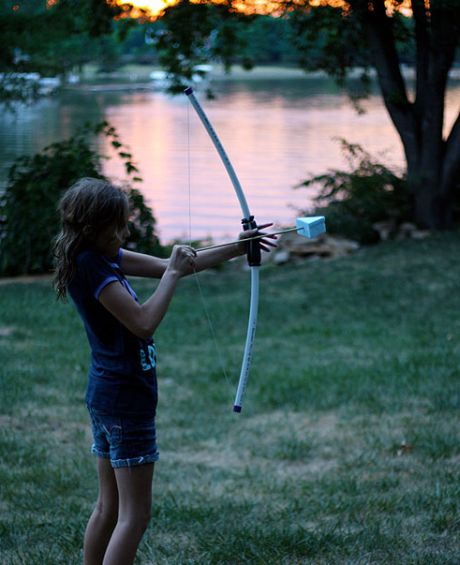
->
xmin=297 ymin=139 xmax=412 ymax=244
xmin=0 ymin=121 xmax=163 ymax=276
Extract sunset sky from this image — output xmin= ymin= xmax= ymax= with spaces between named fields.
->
xmin=115 ymin=0 xmax=175 ymax=17
xmin=113 ymin=0 xmax=282 ymax=18
xmin=113 ymin=0 xmax=413 ymax=19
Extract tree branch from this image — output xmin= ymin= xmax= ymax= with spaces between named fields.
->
xmin=412 ymin=0 xmax=430 ymax=118
xmin=350 ymin=0 xmax=416 ymax=165
xmin=442 ymin=110 xmax=460 ymax=196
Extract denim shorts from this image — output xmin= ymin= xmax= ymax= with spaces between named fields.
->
xmin=87 ymin=406 xmax=160 ymax=468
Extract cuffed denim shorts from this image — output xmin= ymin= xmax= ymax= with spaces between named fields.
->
xmin=87 ymin=406 xmax=160 ymax=468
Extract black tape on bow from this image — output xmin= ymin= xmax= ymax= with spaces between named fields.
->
xmin=242 ymin=216 xmax=261 ymax=267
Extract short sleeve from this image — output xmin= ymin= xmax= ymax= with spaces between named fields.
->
xmin=76 ymin=251 xmax=119 ymax=300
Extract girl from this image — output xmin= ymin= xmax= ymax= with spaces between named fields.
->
xmin=53 ymin=177 xmax=274 ymax=565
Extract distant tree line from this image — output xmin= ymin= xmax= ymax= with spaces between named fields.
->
xmin=0 ymin=0 xmax=135 ymax=103
xmin=3 ymin=2 xmax=442 ymax=88
xmin=122 ymin=11 xmax=425 ymax=75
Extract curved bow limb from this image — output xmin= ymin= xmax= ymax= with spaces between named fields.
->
xmin=185 ymin=86 xmax=260 ymax=413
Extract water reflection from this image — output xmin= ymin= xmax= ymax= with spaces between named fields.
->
xmin=1 ymin=77 xmax=458 ymax=243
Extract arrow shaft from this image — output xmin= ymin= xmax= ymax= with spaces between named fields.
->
xmin=196 ymin=226 xmax=299 ymax=252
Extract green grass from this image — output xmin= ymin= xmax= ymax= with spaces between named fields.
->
xmin=1 ymin=232 xmax=460 ymax=564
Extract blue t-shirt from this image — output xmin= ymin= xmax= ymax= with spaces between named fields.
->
xmin=68 ymin=249 xmax=158 ymax=416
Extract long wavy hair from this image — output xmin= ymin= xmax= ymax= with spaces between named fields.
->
xmin=53 ymin=177 xmax=129 ymax=300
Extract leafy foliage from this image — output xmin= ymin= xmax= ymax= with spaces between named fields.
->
xmin=149 ymin=0 xmax=254 ymax=94
xmin=289 ymin=5 xmax=370 ymax=82
xmin=298 ymin=139 xmax=412 ymax=243
xmin=243 ymin=16 xmax=298 ymax=65
xmin=0 ymin=122 xmax=163 ymax=276
xmin=126 ymin=187 xmax=161 ymax=256
xmin=149 ymin=2 xmax=215 ymax=93
xmin=287 ymin=3 xmax=413 ymax=106
xmin=0 ymin=0 xmax=135 ymax=104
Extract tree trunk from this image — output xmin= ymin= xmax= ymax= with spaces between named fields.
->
xmin=410 ymin=173 xmax=454 ymax=229
xmin=357 ymin=0 xmax=460 ymax=230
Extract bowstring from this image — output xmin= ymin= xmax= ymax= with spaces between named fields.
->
xmin=186 ymin=100 xmax=232 ymax=389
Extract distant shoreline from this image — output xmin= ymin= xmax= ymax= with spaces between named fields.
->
xmin=79 ymin=63 xmax=314 ymax=82
xmin=68 ymin=63 xmax=460 ymax=92
xmin=66 ymin=64 xmax=319 ymax=92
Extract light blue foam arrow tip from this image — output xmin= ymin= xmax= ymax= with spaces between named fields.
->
xmin=295 ymin=216 xmax=326 ymax=238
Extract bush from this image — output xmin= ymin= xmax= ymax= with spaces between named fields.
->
xmin=0 ymin=121 xmax=164 ymax=276
xmin=297 ymin=139 xmax=412 ymax=244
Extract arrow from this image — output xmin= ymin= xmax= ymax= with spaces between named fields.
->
xmin=196 ymin=216 xmax=326 ymax=252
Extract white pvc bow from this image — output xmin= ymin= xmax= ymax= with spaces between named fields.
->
xmin=185 ymin=87 xmax=259 ymax=413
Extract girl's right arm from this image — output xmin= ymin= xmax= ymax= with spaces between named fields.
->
xmin=98 ymin=245 xmax=196 ymax=340
xmin=120 ymin=249 xmax=168 ymax=278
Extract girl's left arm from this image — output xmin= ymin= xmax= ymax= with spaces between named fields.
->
xmin=120 ymin=223 xmax=276 ymax=278
xmin=189 ymin=242 xmax=245 ymax=274
xmin=185 ymin=223 xmax=277 ymax=275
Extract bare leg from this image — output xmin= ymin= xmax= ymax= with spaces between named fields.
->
xmin=102 ymin=463 xmax=154 ymax=565
xmin=84 ymin=458 xmax=119 ymax=565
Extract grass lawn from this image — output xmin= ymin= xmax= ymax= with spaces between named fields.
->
xmin=1 ymin=232 xmax=460 ymax=564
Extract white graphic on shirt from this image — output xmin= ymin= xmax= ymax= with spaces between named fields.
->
xmin=140 ymin=344 xmax=157 ymax=371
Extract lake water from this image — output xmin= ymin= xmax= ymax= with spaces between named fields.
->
xmin=1 ymin=75 xmax=459 ymax=244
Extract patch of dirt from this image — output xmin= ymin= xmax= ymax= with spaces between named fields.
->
xmin=162 ymin=410 xmax=343 ymax=481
